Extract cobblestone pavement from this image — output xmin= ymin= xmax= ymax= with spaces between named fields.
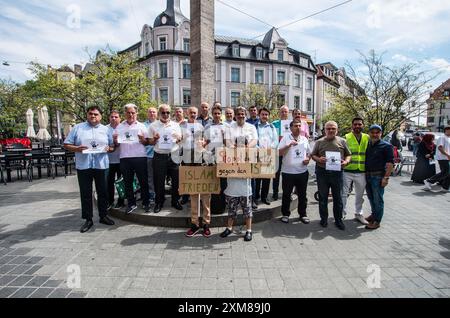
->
xmin=0 ymin=172 xmax=449 ymax=298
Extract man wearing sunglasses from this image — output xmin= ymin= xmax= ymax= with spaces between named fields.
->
xmin=148 ymin=104 xmax=183 ymax=213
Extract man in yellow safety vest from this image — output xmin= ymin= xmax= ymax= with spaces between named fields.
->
xmin=342 ymin=117 xmax=370 ymax=225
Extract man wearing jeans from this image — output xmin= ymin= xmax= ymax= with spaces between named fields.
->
xmin=311 ymin=121 xmax=352 ymax=231
xmin=64 ymin=106 xmax=115 ymax=233
xmin=278 ymin=119 xmax=311 ymax=224
xmin=364 ymin=125 xmax=394 ymax=230
xmin=424 ymin=126 xmax=450 ymax=192
xmin=342 ymin=117 xmax=370 ymax=225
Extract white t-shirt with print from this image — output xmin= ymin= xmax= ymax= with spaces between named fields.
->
xmin=278 ymin=134 xmax=311 ymax=174
xmin=435 ymin=135 xmax=450 ymax=161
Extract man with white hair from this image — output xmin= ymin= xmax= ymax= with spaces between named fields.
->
xmin=311 ymin=121 xmax=352 ymax=230
xmin=148 ymin=104 xmax=183 ymax=213
xmin=113 ymin=103 xmax=151 ymax=214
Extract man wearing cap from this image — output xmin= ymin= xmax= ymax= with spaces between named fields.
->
xmin=364 ymin=124 xmax=394 ymax=230
xmin=342 ymin=117 xmax=370 ymax=225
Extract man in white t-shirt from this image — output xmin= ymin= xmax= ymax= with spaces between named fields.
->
xmin=425 ymin=126 xmax=450 ymax=192
xmin=113 ymin=103 xmax=151 ymax=214
xmin=220 ymin=107 xmax=258 ymax=242
xmin=278 ymin=119 xmax=312 ymax=224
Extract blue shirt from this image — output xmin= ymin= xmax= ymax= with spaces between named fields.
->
xmin=144 ymin=120 xmax=155 ymax=159
xmin=246 ymin=117 xmax=259 ymax=127
xmin=107 ymin=124 xmax=121 ymax=164
xmin=64 ymin=122 xmax=112 ymax=170
xmin=196 ymin=115 xmax=213 ymax=127
xmin=365 ymin=139 xmax=394 ymax=172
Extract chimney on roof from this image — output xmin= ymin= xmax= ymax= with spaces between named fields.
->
xmin=74 ymin=64 xmax=82 ymax=75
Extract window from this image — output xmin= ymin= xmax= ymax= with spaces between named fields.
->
xmin=256 ymin=47 xmax=263 ymax=60
xmin=441 ymin=103 xmax=446 ymax=109
xmin=232 ymin=44 xmax=240 ymax=57
xmin=231 ymin=92 xmax=240 ymax=107
xmin=145 ymin=42 xmax=149 ymax=55
xmin=294 ymin=96 xmax=300 ymax=109
xmin=306 ymin=77 xmax=313 ymax=90
xmin=255 ymin=70 xmax=264 ymax=84
xmin=159 ymin=36 xmax=167 ymax=50
xmin=427 ymin=117 xmax=434 ymax=123
xmin=444 ymin=90 xmax=450 ymax=97
xmin=277 ymin=94 xmax=286 ymax=107
xmin=183 ymin=63 xmax=191 ymax=79
xmin=159 ymin=62 xmax=168 ymax=78
xmin=183 ymin=89 xmax=191 ymax=106
xmin=183 ymin=38 xmax=190 ymax=52
xmin=278 ymin=50 xmax=283 ymax=62
xmin=294 ymin=74 xmax=301 ymax=88
xmin=307 ymin=98 xmax=312 ymax=112
xmin=231 ymin=67 xmax=240 ymax=83
xmin=277 ymin=70 xmax=286 ymax=85
xmin=159 ymin=88 xmax=168 ymax=103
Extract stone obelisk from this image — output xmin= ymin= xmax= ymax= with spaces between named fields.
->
xmin=190 ymin=0 xmax=215 ymax=107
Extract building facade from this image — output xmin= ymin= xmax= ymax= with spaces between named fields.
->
xmin=427 ymin=78 xmax=450 ymax=132
xmin=315 ymin=62 xmax=365 ymax=129
xmin=120 ymin=0 xmax=317 ymax=123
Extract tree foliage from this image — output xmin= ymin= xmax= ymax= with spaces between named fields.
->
xmin=323 ymin=50 xmax=438 ymax=136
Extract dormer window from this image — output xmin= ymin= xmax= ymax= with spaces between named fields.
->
xmin=232 ymin=44 xmax=240 ymax=57
xmin=444 ymin=90 xmax=450 ymax=97
xmin=159 ymin=36 xmax=167 ymax=51
xmin=278 ymin=49 xmax=284 ymax=62
xmin=256 ymin=47 xmax=263 ymax=60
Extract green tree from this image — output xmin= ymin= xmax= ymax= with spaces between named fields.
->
xmin=241 ymin=84 xmax=281 ymax=111
xmin=323 ymin=50 xmax=438 ymax=136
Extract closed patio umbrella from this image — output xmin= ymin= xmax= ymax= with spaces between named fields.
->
xmin=26 ymin=108 xmax=36 ymax=138
xmin=36 ymin=106 xmax=51 ymax=141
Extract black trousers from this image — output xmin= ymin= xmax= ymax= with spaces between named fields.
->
xmin=255 ymin=178 xmax=270 ymax=200
xmin=282 ymin=171 xmax=309 ymax=217
xmin=428 ymin=160 xmax=450 ymax=190
xmin=153 ymin=153 xmax=180 ymax=205
xmin=120 ymin=157 xmax=149 ymax=207
xmin=77 ymin=169 xmax=108 ymax=220
xmin=107 ymin=163 xmax=124 ymax=206
xmin=272 ymin=156 xmax=283 ymax=195
xmin=316 ymin=167 xmax=343 ymax=221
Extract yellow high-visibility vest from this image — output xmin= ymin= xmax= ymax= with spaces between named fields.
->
xmin=345 ymin=132 xmax=369 ymax=172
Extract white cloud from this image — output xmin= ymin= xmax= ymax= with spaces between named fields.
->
xmin=425 ymin=58 xmax=450 ymax=73
xmin=1 ymin=0 xmax=450 ymax=84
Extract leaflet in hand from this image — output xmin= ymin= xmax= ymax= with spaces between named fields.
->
xmin=82 ymin=139 xmax=107 ymax=154
xmin=290 ymin=144 xmax=306 ymax=161
xmin=281 ymin=120 xmax=291 ymax=136
xmin=325 ymin=151 xmax=341 ymax=171
xmin=159 ymin=129 xmax=174 ymax=150
xmin=118 ymin=130 xmax=138 ymax=144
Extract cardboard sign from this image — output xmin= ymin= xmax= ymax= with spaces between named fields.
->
xmin=179 ymin=166 xmax=221 ymax=195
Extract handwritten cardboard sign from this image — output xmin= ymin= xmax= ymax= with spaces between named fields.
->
xmin=179 ymin=166 xmax=221 ymax=195
xmin=216 ymin=147 xmax=276 ymax=179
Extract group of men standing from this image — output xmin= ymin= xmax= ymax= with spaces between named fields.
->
xmin=64 ymin=102 xmax=395 ymax=239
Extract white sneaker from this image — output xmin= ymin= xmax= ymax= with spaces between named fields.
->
xmin=355 ymin=214 xmax=369 ymax=225
xmin=441 ymin=187 xmax=449 ymax=193
xmin=424 ymin=180 xmax=433 ymax=191
xmin=281 ymin=216 xmax=289 ymax=223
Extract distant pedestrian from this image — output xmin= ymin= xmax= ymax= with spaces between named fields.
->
xmin=411 ymin=134 xmax=436 ymax=184
xmin=424 ymin=126 xmax=450 ymax=192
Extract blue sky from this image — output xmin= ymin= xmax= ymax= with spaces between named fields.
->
xmin=1 ymin=0 xmax=449 ymax=90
